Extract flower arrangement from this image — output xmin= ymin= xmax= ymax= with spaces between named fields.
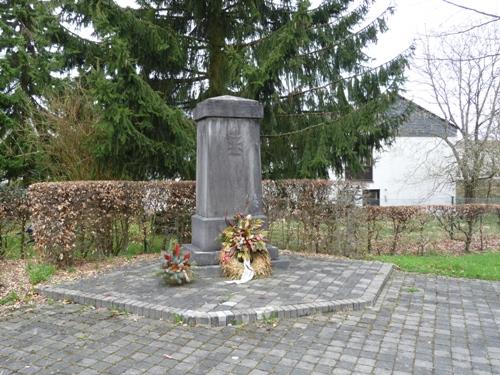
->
xmin=219 ymin=213 xmax=271 ymax=279
xmin=161 ymin=243 xmax=192 ymax=285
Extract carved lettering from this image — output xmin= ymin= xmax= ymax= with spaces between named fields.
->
xmin=226 ymin=126 xmax=243 ymax=156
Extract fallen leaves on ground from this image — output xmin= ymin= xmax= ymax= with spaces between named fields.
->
xmin=0 ymin=253 xmax=160 ymax=316
xmin=0 ymin=259 xmax=41 ymax=314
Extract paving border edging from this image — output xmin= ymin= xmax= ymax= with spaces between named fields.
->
xmin=36 ymin=263 xmax=393 ymax=327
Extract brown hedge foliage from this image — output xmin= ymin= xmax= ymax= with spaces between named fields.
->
xmin=383 ymin=206 xmax=421 ymax=254
xmin=0 ymin=186 xmax=30 ymax=220
xmin=144 ymin=181 xmax=195 ymax=243
xmin=262 ymin=181 xmax=500 ymax=255
xmin=28 ymin=181 xmax=195 ymax=266
xmin=23 ymin=179 xmax=500 ymax=265
xmin=428 ymin=204 xmax=499 ymax=252
xmin=262 ymin=179 xmax=365 ymax=255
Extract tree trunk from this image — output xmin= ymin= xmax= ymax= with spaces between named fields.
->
xmin=463 ymin=182 xmax=476 ymax=253
xmin=0 ymin=222 xmax=4 ymax=259
xmin=464 ymin=219 xmax=473 ymax=253
xmin=20 ymin=218 xmax=27 ymax=259
xmin=142 ymin=217 xmax=149 ymax=253
xmin=345 ymin=209 xmax=353 ymax=257
xmin=113 ymin=217 xmax=129 ymax=256
xmin=463 ymin=182 xmax=476 ymax=204
xmin=391 ymin=220 xmax=400 ymax=255
xmin=479 ymin=214 xmax=484 ymax=251
xmin=207 ymin=0 xmax=225 ymax=97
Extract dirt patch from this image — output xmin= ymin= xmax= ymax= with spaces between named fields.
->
xmin=0 ymin=253 xmax=160 ymax=316
xmin=0 ymin=259 xmax=38 ymax=314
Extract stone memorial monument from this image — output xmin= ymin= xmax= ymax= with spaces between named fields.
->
xmin=184 ymin=95 xmax=282 ymax=266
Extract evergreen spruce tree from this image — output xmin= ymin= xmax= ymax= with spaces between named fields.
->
xmin=61 ymin=0 xmax=409 ymax=179
xmin=0 ymin=0 xmax=66 ymax=182
xmin=3 ymin=0 xmax=409 ymax=181
xmin=59 ymin=0 xmax=197 ymax=179
xmin=0 ymin=0 xmax=195 ymax=181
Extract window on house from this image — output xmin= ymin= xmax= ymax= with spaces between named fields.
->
xmin=362 ymin=189 xmax=380 ymax=206
xmin=345 ymin=155 xmax=373 ymax=182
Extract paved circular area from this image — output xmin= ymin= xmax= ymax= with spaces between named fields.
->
xmin=37 ymin=257 xmax=392 ymax=326
xmin=1 ymin=271 xmax=499 ymax=374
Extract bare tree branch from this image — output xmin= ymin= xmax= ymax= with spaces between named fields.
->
xmin=414 ymin=53 xmax=500 ymax=62
xmin=430 ymin=18 xmax=499 ymax=37
xmin=441 ymin=0 xmax=500 ymax=20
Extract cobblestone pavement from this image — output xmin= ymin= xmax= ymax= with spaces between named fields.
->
xmin=37 ymin=257 xmax=392 ymax=326
xmin=1 ymin=271 xmax=500 ymax=375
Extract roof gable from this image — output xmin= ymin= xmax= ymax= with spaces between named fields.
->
xmin=391 ymin=96 xmax=457 ymax=138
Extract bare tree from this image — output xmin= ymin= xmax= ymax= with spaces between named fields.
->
xmin=416 ymin=25 xmax=500 ymax=202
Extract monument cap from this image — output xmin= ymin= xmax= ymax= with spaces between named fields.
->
xmin=193 ymin=95 xmax=264 ymax=121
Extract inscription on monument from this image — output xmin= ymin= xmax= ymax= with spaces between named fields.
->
xmin=226 ymin=126 xmax=243 ymax=156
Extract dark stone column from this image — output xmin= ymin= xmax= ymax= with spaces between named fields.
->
xmin=184 ymin=96 xmax=279 ymax=266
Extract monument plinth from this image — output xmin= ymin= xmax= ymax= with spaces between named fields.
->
xmin=185 ymin=95 xmax=280 ymax=266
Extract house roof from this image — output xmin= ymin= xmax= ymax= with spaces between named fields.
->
xmin=391 ymin=95 xmax=458 ymax=138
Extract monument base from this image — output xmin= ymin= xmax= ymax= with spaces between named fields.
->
xmin=184 ymin=243 xmax=281 ymax=266
xmin=192 ymin=256 xmax=291 ymax=278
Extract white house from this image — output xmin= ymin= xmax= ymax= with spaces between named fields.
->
xmin=344 ymin=97 xmax=457 ymax=206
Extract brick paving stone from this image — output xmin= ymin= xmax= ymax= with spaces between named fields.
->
xmin=36 ymin=256 xmax=392 ymax=326
xmin=0 ymin=271 xmax=499 ymax=374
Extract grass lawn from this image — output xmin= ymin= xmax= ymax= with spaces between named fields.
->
xmin=375 ymin=252 xmax=500 ymax=281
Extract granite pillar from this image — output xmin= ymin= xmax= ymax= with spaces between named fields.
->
xmin=185 ymin=95 xmax=279 ymax=266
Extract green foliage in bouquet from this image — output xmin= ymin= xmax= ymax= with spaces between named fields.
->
xmin=161 ymin=242 xmax=192 ymax=285
xmin=220 ymin=213 xmax=268 ymax=263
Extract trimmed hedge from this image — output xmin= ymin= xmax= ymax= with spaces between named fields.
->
xmin=263 ymin=181 xmax=499 ymax=255
xmin=7 ymin=179 xmax=497 ymax=266
xmin=263 ymin=179 xmax=365 ymax=256
xmin=28 ymin=181 xmax=195 ymax=266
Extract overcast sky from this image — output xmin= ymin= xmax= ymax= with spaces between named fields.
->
xmin=363 ymin=0 xmax=500 ymax=109
xmin=112 ymin=0 xmax=500 ymax=113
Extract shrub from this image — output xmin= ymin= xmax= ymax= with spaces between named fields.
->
xmin=414 ymin=208 xmax=434 ymax=255
xmin=430 ymin=204 xmax=494 ymax=253
xmin=28 ymin=181 xmax=195 ymax=267
xmin=23 ymin=179 xmax=500 ymax=265
xmin=383 ymin=206 xmax=421 ymax=254
xmin=263 ymin=179 xmax=365 ymax=256
xmin=33 ymin=83 xmax=104 ymax=181
xmin=365 ymin=206 xmax=384 ymax=255
xmin=263 ymin=182 xmax=500 ymax=255
xmin=148 ymin=181 xmax=195 ymax=243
